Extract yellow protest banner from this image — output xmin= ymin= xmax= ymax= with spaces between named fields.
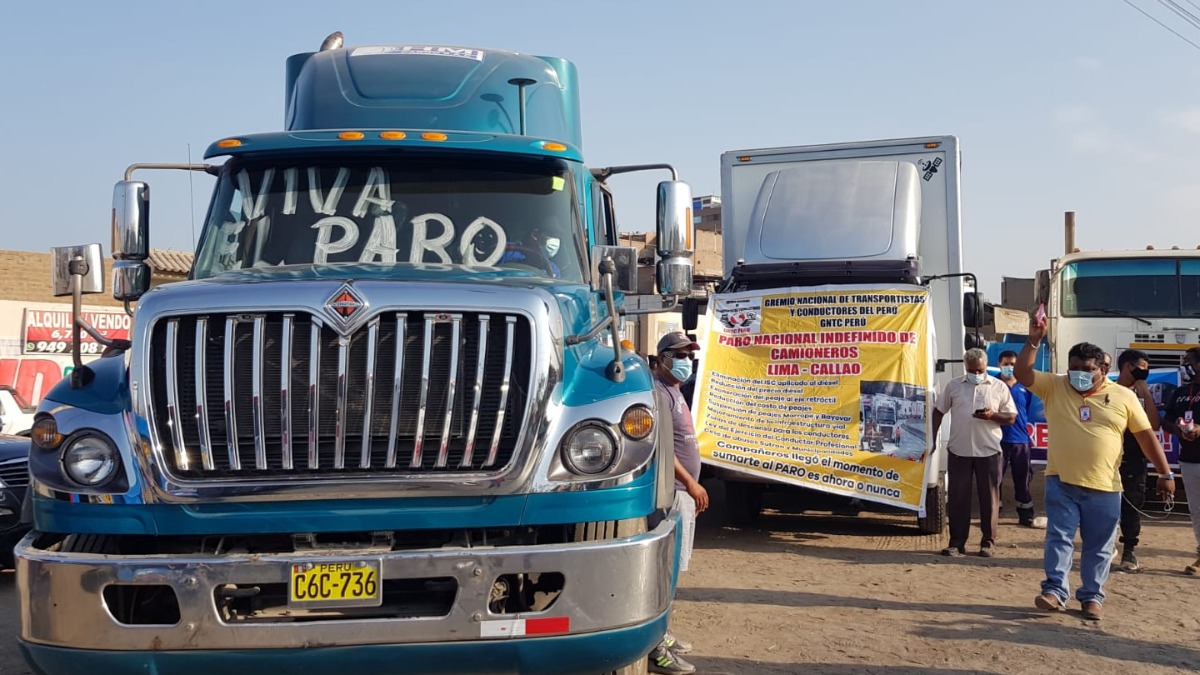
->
xmin=695 ymin=284 xmax=933 ymax=510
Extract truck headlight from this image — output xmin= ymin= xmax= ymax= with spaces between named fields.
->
xmin=61 ymin=434 xmax=120 ymax=487
xmin=561 ymin=423 xmax=617 ymax=475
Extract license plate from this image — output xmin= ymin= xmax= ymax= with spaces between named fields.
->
xmin=288 ymin=560 xmax=382 ymax=608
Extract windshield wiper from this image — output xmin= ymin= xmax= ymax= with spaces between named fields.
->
xmin=1081 ymin=308 xmax=1152 ymax=326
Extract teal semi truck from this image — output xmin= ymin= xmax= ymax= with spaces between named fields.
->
xmin=16 ymin=34 xmax=693 ymax=675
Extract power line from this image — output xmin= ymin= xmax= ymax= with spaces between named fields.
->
xmin=1158 ymin=0 xmax=1200 ymax=30
xmin=1124 ymin=0 xmax=1200 ymax=52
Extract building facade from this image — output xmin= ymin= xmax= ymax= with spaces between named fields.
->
xmin=0 ymin=249 xmax=192 ymax=404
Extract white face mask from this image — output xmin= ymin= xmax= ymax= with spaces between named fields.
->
xmin=544 ymin=237 xmax=561 ymax=258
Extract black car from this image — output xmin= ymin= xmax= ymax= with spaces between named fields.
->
xmin=0 ymin=434 xmax=30 ymax=569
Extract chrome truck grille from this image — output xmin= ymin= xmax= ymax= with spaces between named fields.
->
xmin=147 ymin=312 xmax=532 ymax=478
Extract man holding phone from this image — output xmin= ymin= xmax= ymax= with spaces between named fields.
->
xmin=1017 ymin=314 xmax=1174 ymax=621
xmin=931 ymin=348 xmax=1018 ymax=557
xmin=1162 ymin=347 xmax=1200 ymax=575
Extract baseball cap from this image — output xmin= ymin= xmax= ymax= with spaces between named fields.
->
xmin=657 ymin=331 xmax=700 ymax=354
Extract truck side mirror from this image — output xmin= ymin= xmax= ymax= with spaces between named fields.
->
xmin=1034 ymin=269 xmax=1050 ymax=307
xmin=965 ymin=333 xmax=987 ymax=351
xmin=655 ymin=181 xmax=694 ymax=297
xmin=112 ymin=181 xmax=151 ymax=301
xmin=963 ymin=291 xmax=985 ymax=328
xmin=51 ymin=244 xmax=105 ymax=297
xmin=591 ymin=245 xmax=638 ymax=293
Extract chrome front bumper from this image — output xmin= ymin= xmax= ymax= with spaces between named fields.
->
xmin=17 ymin=518 xmax=676 ymax=651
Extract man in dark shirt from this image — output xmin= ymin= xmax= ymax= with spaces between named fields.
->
xmin=997 ymin=350 xmax=1036 ymax=527
xmin=1114 ymin=349 xmax=1160 ymax=572
xmin=648 ymin=331 xmax=707 ymax=674
xmin=1162 ymin=347 xmax=1200 ymax=575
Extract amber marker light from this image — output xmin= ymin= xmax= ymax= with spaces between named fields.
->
xmin=32 ymin=416 xmax=62 ymax=449
xmin=421 ymin=132 xmax=448 ymax=141
xmin=216 ymin=138 xmax=243 ymax=148
xmin=925 ymin=142 xmax=942 ymax=148
xmin=379 ymin=131 xmax=407 ymax=140
xmin=338 ymin=131 xmax=365 ymax=140
xmin=621 ymin=406 xmax=654 ymax=440
xmin=542 ymin=142 xmax=568 ymax=152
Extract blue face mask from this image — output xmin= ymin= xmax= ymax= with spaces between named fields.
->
xmin=1069 ymin=370 xmax=1095 ymax=392
xmin=669 ymin=357 xmax=693 ymax=383
xmin=966 ymin=373 xmax=986 ymax=385
xmin=999 ymin=366 xmax=1015 ymax=379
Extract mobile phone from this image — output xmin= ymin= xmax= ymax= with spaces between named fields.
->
xmin=1034 ymin=303 xmax=1047 ymax=324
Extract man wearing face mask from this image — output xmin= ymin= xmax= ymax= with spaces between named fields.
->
xmin=1161 ymin=347 xmax=1200 ymax=575
xmin=1114 ymin=349 xmax=1161 ymax=573
xmin=931 ymin=349 xmax=1018 ymax=558
xmin=1017 ymin=318 xmax=1174 ymax=621
xmin=648 ymin=331 xmax=706 ymax=674
xmin=499 ymin=227 xmax=562 ymax=278
xmin=997 ymin=350 xmax=1036 ymax=527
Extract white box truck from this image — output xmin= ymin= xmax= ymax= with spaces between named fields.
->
xmin=690 ymin=136 xmax=984 ymax=532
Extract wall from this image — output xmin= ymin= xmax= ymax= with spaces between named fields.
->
xmin=0 ymin=249 xmax=186 ymax=405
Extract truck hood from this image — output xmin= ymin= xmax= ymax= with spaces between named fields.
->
xmin=192 ymin=263 xmax=558 ymax=286
xmin=147 ymin=262 xmax=603 ymax=347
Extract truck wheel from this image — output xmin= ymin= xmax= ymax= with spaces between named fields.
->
xmin=916 ymin=481 xmax=946 ymax=534
xmin=725 ymin=481 xmax=764 ymax=526
xmin=60 ymin=534 xmax=117 ymax=554
xmin=606 ymin=655 xmax=649 ymax=675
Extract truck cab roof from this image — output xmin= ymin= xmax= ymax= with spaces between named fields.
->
xmin=282 ymin=43 xmax=582 ymax=148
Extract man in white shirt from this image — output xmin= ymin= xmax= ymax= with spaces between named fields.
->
xmin=931 ymin=348 xmax=1018 ymax=557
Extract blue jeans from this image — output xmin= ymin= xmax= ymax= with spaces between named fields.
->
xmin=1041 ymin=475 xmax=1121 ymax=605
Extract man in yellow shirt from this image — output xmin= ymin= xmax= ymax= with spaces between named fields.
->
xmin=1016 ymin=318 xmax=1174 ymax=621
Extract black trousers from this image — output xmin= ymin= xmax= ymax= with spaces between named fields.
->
xmin=1119 ymin=451 xmax=1148 ymax=550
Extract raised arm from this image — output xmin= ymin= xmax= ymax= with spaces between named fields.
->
xmin=1014 ymin=317 xmax=1044 ymax=388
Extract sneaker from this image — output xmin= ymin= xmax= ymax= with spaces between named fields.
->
xmin=1118 ymin=550 xmax=1140 ymax=573
xmin=649 ymin=644 xmax=695 ymax=674
xmin=1185 ymin=556 xmax=1200 ymax=576
xmin=941 ymin=546 xmax=965 ymax=557
xmin=663 ymin=632 xmax=693 ymax=655
xmin=1018 ymin=508 xmax=1035 ymax=527
xmin=979 ymin=545 xmax=995 ymax=558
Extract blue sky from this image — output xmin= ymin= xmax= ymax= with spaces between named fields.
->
xmin=3 ymin=0 xmax=1200 ymax=301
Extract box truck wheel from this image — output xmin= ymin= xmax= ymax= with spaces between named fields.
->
xmin=916 ymin=480 xmax=946 ymax=534
xmin=725 ymin=480 xmax=764 ymax=526
xmin=606 ymin=655 xmax=649 ymax=675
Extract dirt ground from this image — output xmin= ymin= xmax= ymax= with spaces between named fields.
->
xmin=3 ymin=470 xmax=1198 ymax=674
xmin=673 ymin=470 xmax=1200 ymax=675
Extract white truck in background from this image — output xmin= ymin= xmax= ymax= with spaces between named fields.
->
xmin=1037 ymin=214 xmax=1200 ymax=375
xmin=692 ymin=136 xmax=984 ymax=532
xmin=0 ymin=386 xmax=35 ymax=435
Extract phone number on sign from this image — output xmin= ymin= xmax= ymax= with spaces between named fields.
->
xmin=24 ymin=340 xmax=105 ymax=355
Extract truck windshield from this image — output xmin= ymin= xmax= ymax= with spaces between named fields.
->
xmin=193 ymin=154 xmax=584 ymax=282
xmin=1061 ymin=258 xmax=1200 ymax=318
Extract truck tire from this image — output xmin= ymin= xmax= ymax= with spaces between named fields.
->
xmin=606 ymin=655 xmax=649 ymax=675
xmin=725 ymin=480 xmax=764 ymax=526
xmin=60 ymin=533 xmax=117 ymax=554
xmin=916 ymin=481 xmax=946 ymax=534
